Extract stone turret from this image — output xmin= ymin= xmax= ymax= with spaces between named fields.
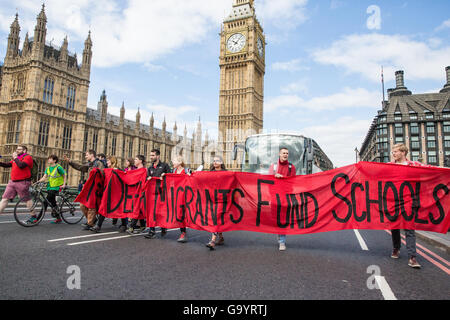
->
xmin=32 ymin=4 xmax=47 ymax=59
xmin=6 ymin=14 xmax=20 ymax=59
xmin=82 ymin=31 xmax=92 ymax=76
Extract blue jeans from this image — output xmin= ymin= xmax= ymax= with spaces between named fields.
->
xmin=392 ymin=229 xmax=416 ymax=257
xmin=278 ymin=235 xmax=286 ymax=244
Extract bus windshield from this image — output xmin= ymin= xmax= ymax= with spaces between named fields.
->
xmin=241 ymin=134 xmax=307 ymax=175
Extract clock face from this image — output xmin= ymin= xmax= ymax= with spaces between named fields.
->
xmin=227 ymin=33 xmax=246 ymax=53
xmin=257 ymin=37 xmax=263 ymax=57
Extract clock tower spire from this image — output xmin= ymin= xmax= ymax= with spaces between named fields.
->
xmin=218 ymin=0 xmax=265 ymax=170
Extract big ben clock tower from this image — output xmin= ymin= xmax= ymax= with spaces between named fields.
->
xmin=218 ymin=0 xmax=265 ymax=170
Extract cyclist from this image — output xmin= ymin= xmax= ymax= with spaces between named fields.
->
xmin=0 ymin=145 xmax=36 ymax=223
xmin=37 ymin=155 xmax=66 ymax=224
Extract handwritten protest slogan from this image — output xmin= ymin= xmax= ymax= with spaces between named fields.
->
xmin=75 ymin=162 xmax=450 ymax=234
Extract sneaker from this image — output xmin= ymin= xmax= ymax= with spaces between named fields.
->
xmin=50 ymin=218 xmax=62 ymax=224
xmin=118 ymin=225 xmax=127 ymax=233
xmin=206 ymin=240 xmax=215 ymax=250
xmin=279 ymin=243 xmax=286 ymax=251
xmin=391 ymin=249 xmax=400 ymax=259
xmin=25 ymin=216 xmax=38 ymax=224
xmin=408 ymin=257 xmax=421 ymax=269
xmin=216 ymin=234 xmax=225 ymax=246
xmin=126 ymin=227 xmax=135 ymax=234
xmin=91 ymin=225 xmax=101 ymax=233
xmin=82 ymin=224 xmax=93 ymax=231
xmin=177 ymin=232 xmax=187 ymax=243
xmin=144 ymin=231 xmax=156 ymax=239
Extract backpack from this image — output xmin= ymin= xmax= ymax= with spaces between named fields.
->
xmin=27 ymin=155 xmax=39 ymax=182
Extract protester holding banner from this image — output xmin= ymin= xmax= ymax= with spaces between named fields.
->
xmin=93 ymin=156 xmax=128 ymax=233
xmin=145 ymin=149 xmax=171 ymax=239
xmin=98 ymin=153 xmax=108 ymax=169
xmin=0 ymin=145 xmax=36 ymax=223
xmin=37 ymin=155 xmax=66 ymax=224
xmin=170 ymin=155 xmax=191 ymax=243
xmin=124 ymin=158 xmax=137 ymax=172
xmin=206 ymin=155 xmax=227 ymax=250
xmin=127 ymin=155 xmax=147 ymax=234
xmin=389 ymin=143 xmax=426 ymax=269
xmin=64 ymin=150 xmax=105 ymax=230
xmin=269 ymin=147 xmax=297 ymax=251
xmin=108 ymin=156 xmax=127 ymax=230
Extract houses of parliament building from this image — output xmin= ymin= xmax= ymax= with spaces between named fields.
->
xmin=0 ymin=5 xmax=210 ymax=186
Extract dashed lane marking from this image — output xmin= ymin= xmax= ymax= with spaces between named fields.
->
xmin=354 ymin=229 xmax=369 ymax=251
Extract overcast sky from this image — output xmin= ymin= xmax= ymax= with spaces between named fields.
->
xmin=1 ymin=0 xmax=449 ymax=167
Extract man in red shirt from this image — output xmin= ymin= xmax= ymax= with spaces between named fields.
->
xmin=0 ymin=145 xmax=36 ymax=223
xmin=269 ymin=147 xmax=297 ymax=251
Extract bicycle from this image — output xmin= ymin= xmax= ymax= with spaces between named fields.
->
xmin=13 ymin=182 xmax=84 ymax=227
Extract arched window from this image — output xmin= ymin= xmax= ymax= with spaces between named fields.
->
xmin=66 ymin=84 xmax=76 ymax=110
xmin=17 ymin=73 xmax=25 ymax=93
xmin=43 ymin=77 xmax=54 ymax=104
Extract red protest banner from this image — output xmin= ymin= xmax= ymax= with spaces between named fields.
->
xmin=96 ymin=162 xmax=450 ymax=234
xmin=97 ymin=168 xmax=148 ymax=219
xmin=74 ymin=168 xmax=105 ymax=209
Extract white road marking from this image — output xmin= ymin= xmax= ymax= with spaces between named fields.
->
xmin=48 ymin=231 xmax=119 ymax=242
xmin=374 ymin=275 xmax=397 ymax=300
xmin=67 ymin=234 xmax=138 ymax=246
xmin=353 ymin=229 xmax=369 ymax=251
xmin=66 ymin=228 xmax=179 ymax=246
xmin=0 ymin=218 xmax=56 ymax=224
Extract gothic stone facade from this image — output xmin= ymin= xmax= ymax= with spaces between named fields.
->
xmin=218 ymin=0 xmax=265 ymax=170
xmin=360 ymin=68 xmax=450 ymax=166
xmin=0 ymin=6 xmax=209 ymax=186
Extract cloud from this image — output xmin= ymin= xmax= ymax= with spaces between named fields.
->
xmin=143 ymin=62 xmax=166 ymax=72
xmin=1 ymin=0 xmax=310 ymax=68
xmin=271 ymin=58 xmax=308 ymax=72
xmin=311 ymin=33 xmax=450 ymax=83
xmin=257 ymin=0 xmax=308 ymax=30
xmin=266 ymin=87 xmax=380 ymax=112
xmin=280 ymin=79 xmax=309 ymax=94
xmin=300 ymin=116 xmax=373 ymax=167
xmin=435 ymin=19 xmax=450 ymax=32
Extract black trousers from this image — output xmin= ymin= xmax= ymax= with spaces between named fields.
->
xmin=130 ymin=219 xmax=145 ymax=228
xmin=97 ymin=215 xmax=128 ymax=228
xmin=45 ymin=190 xmax=59 ymax=218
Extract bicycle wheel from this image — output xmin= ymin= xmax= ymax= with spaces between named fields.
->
xmin=59 ymin=193 xmax=83 ymax=224
xmin=13 ymin=196 xmax=46 ymax=227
